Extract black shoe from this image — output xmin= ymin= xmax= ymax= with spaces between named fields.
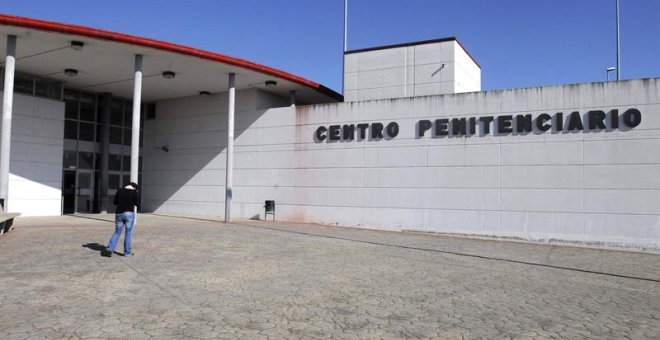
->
xmin=102 ymin=249 xmax=112 ymax=257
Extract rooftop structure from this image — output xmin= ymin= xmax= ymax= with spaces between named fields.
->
xmin=343 ymin=37 xmax=481 ymax=101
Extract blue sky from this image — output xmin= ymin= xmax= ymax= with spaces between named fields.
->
xmin=2 ymin=0 xmax=659 ymax=93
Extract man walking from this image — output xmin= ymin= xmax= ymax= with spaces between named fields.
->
xmin=102 ymin=182 xmax=140 ymax=257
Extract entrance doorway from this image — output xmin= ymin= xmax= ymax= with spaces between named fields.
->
xmin=62 ymin=170 xmax=76 ymax=214
xmin=61 ymin=169 xmax=94 ymax=214
xmin=76 ymin=170 xmax=94 ymax=213
xmin=61 ymin=89 xmax=146 ymax=215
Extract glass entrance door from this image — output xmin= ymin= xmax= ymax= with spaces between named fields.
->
xmin=62 ymin=170 xmax=76 ymax=214
xmin=76 ymin=170 xmax=94 ymax=213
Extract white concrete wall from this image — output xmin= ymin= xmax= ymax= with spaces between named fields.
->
xmin=142 ymin=88 xmax=288 ymax=215
xmin=0 ymin=92 xmax=64 ymax=215
xmin=344 ymin=40 xmax=481 ymax=101
xmin=144 ymin=78 xmax=660 ymax=250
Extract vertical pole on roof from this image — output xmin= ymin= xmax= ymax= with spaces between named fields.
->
xmin=0 ymin=35 xmax=17 ymax=210
xmin=130 ymin=55 xmax=142 ymax=186
xmin=225 ymin=73 xmax=236 ymax=223
xmin=289 ymin=90 xmax=296 ymax=107
xmin=615 ymin=0 xmax=621 ymax=81
xmin=341 ymin=0 xmax=348 ymax=95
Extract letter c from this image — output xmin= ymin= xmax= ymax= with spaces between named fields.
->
xmin=315 ymin=126 xmax=327 ymax=142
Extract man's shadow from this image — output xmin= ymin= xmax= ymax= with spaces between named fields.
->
xmin=82 ymin=243 xmax=121 ymax=257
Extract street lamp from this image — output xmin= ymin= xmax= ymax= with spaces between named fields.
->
xmin=615 ymin=0 xmax=621 ymax=80
xmin=606 ymin=67 xmax=616 ymax=81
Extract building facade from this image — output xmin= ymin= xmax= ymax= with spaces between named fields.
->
xmin=145 ymin=78 xmax=659 ymax=251
xmin=0 ymin=15 xmax=658 ymax=250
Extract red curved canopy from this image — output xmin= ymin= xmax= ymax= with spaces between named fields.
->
xmin=0 ymin=14 xmax=342 ymax=103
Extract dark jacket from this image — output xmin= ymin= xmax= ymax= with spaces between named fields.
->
xmin=113 ymin=188 xmax=140 ymax=213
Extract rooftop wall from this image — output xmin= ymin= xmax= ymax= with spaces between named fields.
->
xmin=343 ymin=39 xmax=481 ymax=101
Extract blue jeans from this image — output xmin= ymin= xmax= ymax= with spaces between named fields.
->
xmin=107 ymin=212 xmax=135 ymax=256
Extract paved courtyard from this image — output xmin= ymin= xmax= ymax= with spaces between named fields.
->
xmin=0 ymin=214 xmax=658 ymax=339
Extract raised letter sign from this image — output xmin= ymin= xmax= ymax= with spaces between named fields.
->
xmin=418 ymin=120 xmax=432 ymax=137
xmin=315 ymin=126 xmax=327 ymax=141
xmin=328 ymin=125 xmax=341 ymax=141
xmin=435 ymin=119 xmax=449 ymax=136
xmin=587 ymin=110 xmax=606 ymax=130
xmin=371 ymin=123 xmax=384 ymax=139
xmin=356 ymin=123 xmax=369 ymax=139
xmin=566 ymin=111 xmax=584 ymax=131
xmin=536 ymin=113 xmax=552 ymax=132
xmin=497 ymin=115 xmax=513 ymax=134
xmin=386 ymin=122 xmax=399 ymax=138
xmin=622 ymin=108 xmax=641 ymax=128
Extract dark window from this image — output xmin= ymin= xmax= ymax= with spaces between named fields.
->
xmin=64 ymin=90 xmax=79 ymax=120
xmin=80 ymin=92 xmax=96 ymax=122
xmin=96 ymin=100 xmax=105 ymax=121
xmin=109 ymin=174 xmax=120 ymax=189
xmin=122 ymin=175 xmax=130 ymax=187
xmin=95 ymin=124 xmax=102 ymax=143
xmin=48 ymin=82 xmax=62 ymax=100
xmin=109 ymin=126 xmax=122 ymax=144
xmin=35 ymin=80 xmax=48 ymax=97
xmin=146 ymin=103 xmax=156 ymax=120
xmin=78 ymin=172 xmax=92 ymax=189
xmin=14 ymin=75 xmax=33 ymax=95
xmin=123 ymin=104 xmax=132 ymax=127
xmin=109 ymin=154 xmax=121 ymax=171
xmin=64 ymin=120 xmax=78 ymax=140
xmin=122 ymin=155 xmax=131 ymax=172
xmin=123 ymin=128 xmax=132 ymax=146
xmin=63 ymin=89 xmax=78 ymax=101
xmin=94 ymin=154 xmax=101 ymax=171
xmin=79 ymin=122 xmax=95 ymax=142
xmin=65 ymin=103 xmax=78 ymax=120
xmin=110 ymin=99 xmax=123 ymax=125
xmin=63 ymin=150 xmax=76 ymax=169
xmin=78 ymin=152 xmax=94 ymax=170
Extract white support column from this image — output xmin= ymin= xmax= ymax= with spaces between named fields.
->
xmin=130 ymin=55 xmax=142 ymax=185
xmin=224 ymin=73 xmax=236 ymax=222
xmin=0 ymin=35 xmax=17 ymax=210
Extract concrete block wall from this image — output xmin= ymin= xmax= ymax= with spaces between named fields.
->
xmin=144 ymin=78 xmax=660 ymax=250
xmin=141 ymin=88 xmax=288 ymax=215
xmin=344 ymin=39 xmax=481 ymax=101
xmin=0 ymin=92 xmax=64 ymax=215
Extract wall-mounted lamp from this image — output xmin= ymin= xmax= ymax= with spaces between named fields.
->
xmin=606 ymin=67 xmax=616 ymax=81
xmin=265 ymin=80 xmax=277 ymax=87
xmin=431 ymin=63 xmax=446 ymax=77
xmin=199 ymin=91 xmax=210 ymax=96
xmin=70 ymin=41 xmax=84 ymax=51
xmin=64 ymin=68 xmax=78 ymax=77
xmin=162 ymin=71 xmax=176 ymax=79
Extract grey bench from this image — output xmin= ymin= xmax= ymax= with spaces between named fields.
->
xmin=0 ymin=210 xmax=20 ymax=235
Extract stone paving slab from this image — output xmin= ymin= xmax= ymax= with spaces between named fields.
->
xmin=0 ymin=214 xmax=658 ymax=339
